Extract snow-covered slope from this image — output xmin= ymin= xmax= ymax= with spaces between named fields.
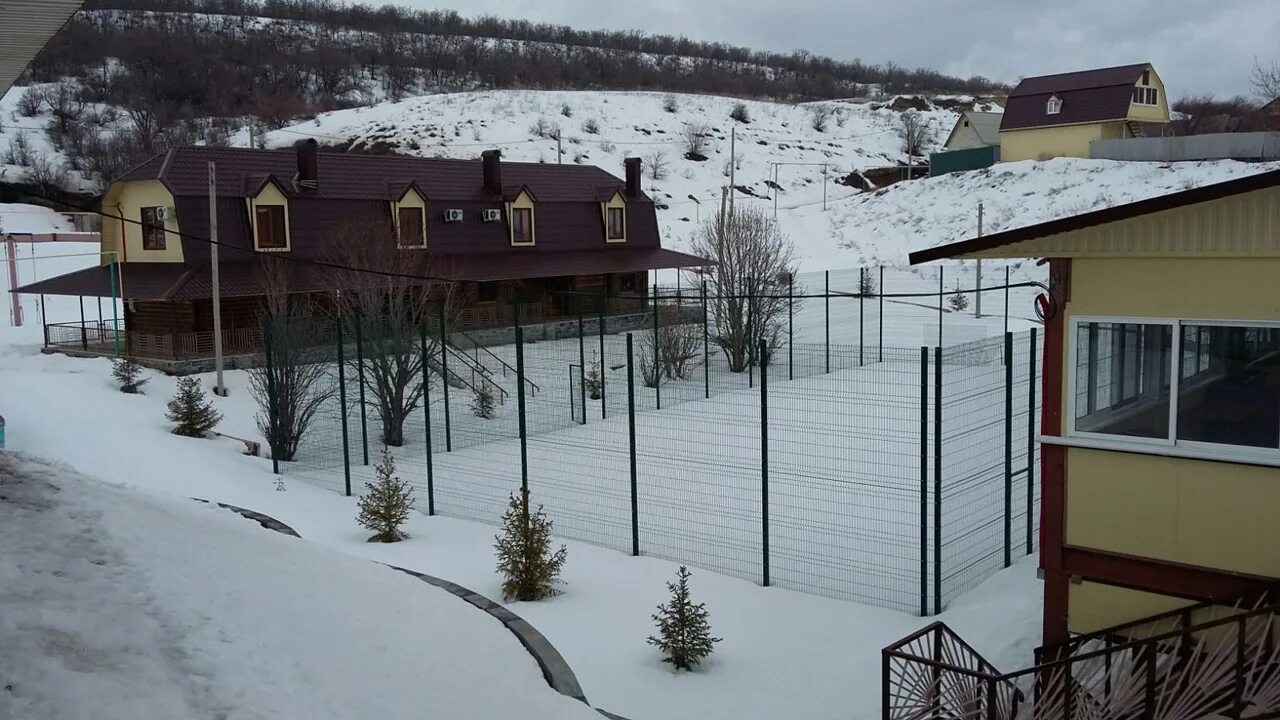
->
xmin=256 ymin=91 xmax=1280 ymax=272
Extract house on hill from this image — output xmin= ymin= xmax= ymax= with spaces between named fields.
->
xmin=891 ymin=169 xmax=1280 ymax=719
xmin=942 ymin=110 xmax=1003 ymax=152
xmin=15 ymin=142 xmax=706 ymax=369
xmin=1000 ymin=63 xmax=1171 ymax=162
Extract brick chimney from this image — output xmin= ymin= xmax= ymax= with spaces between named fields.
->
xmin=295 ymin=138 xmax=318 ymax=192
xmin=482 ymin=149 xmax=502 ymax=196
xmin=624 ymin=157 xmax=642 ymax=197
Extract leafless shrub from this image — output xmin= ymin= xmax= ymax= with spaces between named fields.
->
xmin=636 ymin=323 xmax=699 ymax=388
xmin=681 ymin=122 xmax=711 ymax=161
xmin=1253 ymin=56 xmax=1280 ymax=101
xmin=250 ymin=257 xmax=337 ymax=462
xmin=730 ymin=102 xmax=750 ymax=123
xmin=530 ymin=116 xmax=552 ymax=138
xmin=644 ymin=150 xmax=669 ymax=180
xmin=690 ymin=205 xmax=798 ymax=372
xmin=662 ymin=94 xmax=679 ymax=113
xmin=599 ymin=140 xmax=617 ymax=154
xmin=560 ymin=102 xmax=573 ymax=117
xmin=808 ymin=104 xmax=835 ymax=132
xmin=582 ymin=118 xmax=600 ymax=134
xmin=4 ymin=131 xmax=36 ymax=166
xmin=17 ymin=86 xmax=45 ymax=117
xmin=23 ymin=154 xmax=69 ymax=193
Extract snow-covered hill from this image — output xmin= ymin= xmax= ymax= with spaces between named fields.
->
xmin=256 ymin=91 xmax=1280 ymax=270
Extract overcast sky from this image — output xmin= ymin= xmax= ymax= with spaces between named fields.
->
xmin=396 ymin=0 xmax=1280 ymax=98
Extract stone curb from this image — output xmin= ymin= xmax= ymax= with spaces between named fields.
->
xmin=194 ymin=499 xmax=630 ymax=719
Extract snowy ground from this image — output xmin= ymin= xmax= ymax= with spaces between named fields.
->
xmin=0 ymin=321 xmax=1042 ymax=720
xmin=0 ymin=452 xmax=602 ymax=720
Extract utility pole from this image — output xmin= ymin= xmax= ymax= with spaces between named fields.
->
xmin=728 ymin=125 xmax=736 ymax=216
xmin=772 ymin=163 xmax=779 ymax=218
xmin=210 ymin=160 xmax=227 ymax=396
xmin=975 ymin=202 xmax=984 ymax=319
xmin=822 ymin=163 xmax=828 ymax=211
xmin=556 ymin=130 xmax=562 ymax=164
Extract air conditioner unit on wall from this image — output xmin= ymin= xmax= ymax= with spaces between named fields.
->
xmin=154 ymin=206 xmax=175 ymax=222
xmin=481 ymin=208 xmax=502 ymax=222
xmin=444 ymin=209 xmax=464 ymax=223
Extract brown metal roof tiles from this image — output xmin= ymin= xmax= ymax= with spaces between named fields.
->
xmin=1001 ymin=64 xmax=1150 ymax=131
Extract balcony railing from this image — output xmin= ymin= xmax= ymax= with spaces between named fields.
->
xmin=884 ymin=591 xmax=1280 ymax=720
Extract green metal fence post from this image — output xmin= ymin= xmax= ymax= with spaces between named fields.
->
xmin=824 ymin=270 xmax=830 ymax=374
xmin=879 ymin=266 xmax=884 ymax=363
xmin=760 ymin=338 xmax=770 ymax=588
xmin=933 ymin=345 xmax=942 ymax=615
xmin=937 ymin=267 xmax=944 ymax=350
xmin=627 ymin=332 xmax=638 ymax=557
xmin=336 ymin=315 xmax=351 ymax=497
xmin=787 ymin=273 xmax=794 ymax=380
xmin=859 ymin=266 xmax=865 ymax=367
xmin=748 ymin=293 xmax=755 ymax=389
xmin=652 ymin=283 xmax=660 ymax=410
xmin=702 ymin=280 xmax=710 ymax=399
xmin=1004 ymin=331 xmax=1014 ymax=568
xmin=599 ymin=291 xmax=607 ymax=419
xmin=354 ymin=310 xmax=369 ymax=465
xmin=920 ymin=346 xmax=929 ymax=617
xmin=436 ymin=302 xmax=451 ymax=452
xmin=420 ymin=322 xmax=435 ymax=515
xmin=109 ymin=255 xmax=120 ymax=357
xmin=1004 ymin=265 xmax=1010 ymax=337
xmin=516 ymin=326 xmax=529 ymax=493
xmin=1027 ymin=327 xmax=1038 ymax=556
xmin=577 ymin=295 xmax=586 ymax=425
xmin=263 ymin=313 xmax=280 ymax=476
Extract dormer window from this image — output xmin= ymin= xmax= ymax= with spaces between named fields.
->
xmin=392 ymin=185 xmax=428 ymax=249
xmin=512 ymin=208 xmax=533 ymax=245
xmin=1046 ymin=95 xmax=1062 ymax=115
xmin=255 ymin=205 xmax=287 ymax=250
xmin=602 ymin=191 xmax=627 ymax=243
xmin=507 ymin=188 xmax=536 ymax=246
xmin=247 ymin=178 xmax=291 ymax=252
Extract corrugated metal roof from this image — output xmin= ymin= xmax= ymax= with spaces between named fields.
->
xmin=1001 ymin=64 xmax=1150 ymax=131
xmin=0 ymin=0 xmax=84 ymax=96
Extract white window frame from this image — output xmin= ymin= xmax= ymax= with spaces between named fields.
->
xmin=1067 ymin=315 xmax=1280 ymax=464
xmin=1133 ymin=86 xmax=1159 ymax=107
xmin=1046 ymin=96 xmax=1062 ymax=115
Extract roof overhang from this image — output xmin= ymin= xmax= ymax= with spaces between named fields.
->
xmin=908 ymin=169 xmax=1280 ymax=265
xmin=0 ymin=1 xmax=84 ymax=97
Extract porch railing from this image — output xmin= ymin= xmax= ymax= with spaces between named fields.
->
xmin=884 ymin=594 xmax=1280 ymax=720
xmin=44 ymin=322 xmax=262 ymax=361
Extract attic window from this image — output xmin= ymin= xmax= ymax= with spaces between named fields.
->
xmin=1142 ymin=69 xmax=1150 ymax=85
xmin=397 ymin=206 xmax=425 ymax=248
xmin=1133 ymin=87 xmax=1159 ymax=106
xmin=140 ymin=206 xmax=166 ymax=251
xmin=511 ymin=207 xmax=534 ymax=245
xmin=255 ymin=205 xmax=287 ymax=250
xmin=1046 ymin=96 xmax=1062 ymax=115
xmin=607 ymin=207 xmax=625 ymax=241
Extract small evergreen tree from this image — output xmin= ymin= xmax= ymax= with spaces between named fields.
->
xmin=356 ymin=446 xmax=415 ymax=543
xmin=948 ymin=286 xmax=970 ymax=312
xmin=584 ymin=353 xmax=603 ymax=400
xmin=648 ymin=565 xmax=721 ymax=671
xmin=112 ymin=356 xmax=148 ymax=394
xmin=166 ymin=376 xmax=221 ymax=437
xmin=471 ymin=382 xmax=496 ymax=419
xmin=858 ymin=269 xmax=878 ymax=297
xmin=494 ymin=489 xmax=567 ymax=601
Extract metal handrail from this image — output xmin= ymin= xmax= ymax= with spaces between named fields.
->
xmin=453 ymin=330 xmax=541 ymax=397
xmin=438 ymin=343 xmax=508 ymax=405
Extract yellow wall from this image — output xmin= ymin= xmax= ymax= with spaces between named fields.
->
xmin=246 ymin=181 xmax=292 ymax=252
xmin=601 ymin=191 xmax=627 ymax=243
xmin=101 ymin=179 xmax=185 ymax=264
xmin=967 ymin=185 xmax=1280 ymax=260
xmin=1068 ymin=582 xmax=1194 ymax=635
xmin=508 ymin=190 xmax=536 ymax=246
xmin=1127 ymin=66 xmax=1170 ymax=124
xmin=1066 ymin=449 xmax=1280 ymax=578
xmin=1000 ymin=122 xmax=1113 ymax=162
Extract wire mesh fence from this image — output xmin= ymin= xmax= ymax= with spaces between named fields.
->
xmin=269 ymin=264 xmax=1045 ymax=615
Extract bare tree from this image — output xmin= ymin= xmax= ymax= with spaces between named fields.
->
xmin=644 ymin=150 xmax=669 ymax=180
xmin=636 ymin=321 xmax=701 ymax=387
xmin=23 ymin=154 xmax=69 ymax=193
xmin=900 ymin=110 xmax=926 ymax=159
xmin=690 ymin=205 xmax=798 ymax=373
xmin=681 ymin=122 xmax=710 ymax=161
xmin=326 ymin=218 xmax=461 ymax=447
xmin=1253 ymin=56 xmax=1280 ymax=102
xmin=249 ymin=257 xmax=338 ymax=462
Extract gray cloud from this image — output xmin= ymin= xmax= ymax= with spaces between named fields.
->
xmin=394 ymin=0 xmax=1280 ymax=97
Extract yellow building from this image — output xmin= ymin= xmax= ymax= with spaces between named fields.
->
xmin=999 ymin=63 xmax=1170 ymax=162
xmin=909 ymin=169 xmax=1280 ymax=645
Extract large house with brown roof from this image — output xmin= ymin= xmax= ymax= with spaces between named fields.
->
xmin=17 ymin=141 xmax=705 ymax=367
xmin=1000 ymin=63 xmax=1170 ymax=162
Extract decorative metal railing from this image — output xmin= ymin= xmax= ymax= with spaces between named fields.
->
xmin=884 ymin=594 xmax=1280 ymax=720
